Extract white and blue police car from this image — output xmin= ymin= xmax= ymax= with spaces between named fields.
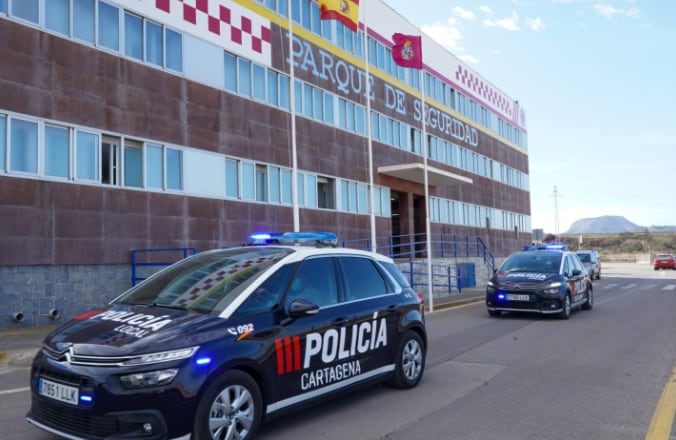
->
xmin=486 ymin=243 xmax=593 ymax=319
xmin=27 ymin=232 xmax=427 ymax=440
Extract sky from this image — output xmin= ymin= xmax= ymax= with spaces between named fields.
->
xmin=382 ymin=0 xmax=676 ymax=234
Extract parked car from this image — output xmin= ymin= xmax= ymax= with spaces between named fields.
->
xmin=576 ymin=250 xmax=601 ymax=279
xmin=654 ymin=253 xmax=676 ymax=270
xmin=27 ymin=232 xmax=427 ymax=440
xmin=486 ymin=244 xmax=593 ymax=319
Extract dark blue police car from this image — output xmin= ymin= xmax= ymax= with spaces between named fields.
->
xmin=485 ymin=244 xmax=593 ymax=319
xmin=26 ymin=233 xmax=426 ymax=440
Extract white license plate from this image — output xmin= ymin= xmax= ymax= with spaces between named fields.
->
xmin=39 ymin=378 xmax=79 ymax=405
xmin=506 ymin=294 xmax=530 ymax=301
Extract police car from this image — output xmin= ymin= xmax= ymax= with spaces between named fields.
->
xmin=26 ymin=232 xmax=427 ymax=440
xmin=485 ymin=243 xmax=593 ymax=319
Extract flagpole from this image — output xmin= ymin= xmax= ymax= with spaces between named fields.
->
xmin=363 ymin=11 xmax=377 ymax=252
xmin=288 ymin=0 xmax=299 ymax=232
xmin=419 ymin=60 xmax=434 ymax=312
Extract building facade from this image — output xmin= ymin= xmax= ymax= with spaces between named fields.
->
xmin=0 ymin=0 xmax=531 ymax=327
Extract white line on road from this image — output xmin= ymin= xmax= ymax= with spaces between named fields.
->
xmin=663 ymin=284 xmax=676 ymax=290
xmin=0 ymin=387 xmax=29 ymax=395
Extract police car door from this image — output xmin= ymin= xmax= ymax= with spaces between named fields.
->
xmin=268 ymin=256 xmax=344 ymax=411
xmin=335 ymin=256 xmax=399 ymax=379
xmin=566 ymin=254 xmax=587 ymax=303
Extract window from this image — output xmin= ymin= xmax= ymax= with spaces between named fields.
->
xmin=166 ymin=147 xmax=182 ymax=190
xmin=340 ymin=257 xmax=389 ymax=301
xmin=241 ymin=162 xmax=255 ymax=199
xmin=268 ymin=166 xmax=280 ymax=203
xmin=101 ymin=137 xmax=120 ymax=185
xmin=281 ymin=169 xmax=292 ymax=204
xmin=146 ymin=143 xmax=163 ymax=188
xmin=0 ymin=0 xmax=6 ymax=14
xmin=145 ymin=20 xmax=163 ymax=66
xmin=10 ymin=118 xmax=38 ymax=173
xmin=287 ymin=258 xmax=338 ymax=307
xmin=279 ymin=74 xmax=290 ymax=110
xmin=98 ymin=1 xmax=119 ymax=51
xmin=267 ymin=70 xmax=278 ymax=107
xmin=305 ymin=174 xmax=317 ymax=207
xmin=45 ymin=125 xmax=70 ymax=178
xmin=124 ymin=12 xmax=143 ymax=60
xmin=255 ymin=165 xmax=266 ymax=201
xmin=73 ymin=0 xmax=95 ymax=43
xmin=11 ymin=0 xmax=38 ymax=23
xmin=165 ymin=28 xmax=182 ymax=71
xmin=224 ymin=52 xmax=237 ymax=92
xmin=317 ymin=176 xmax=335 ymax=209
xmin=238 ymin=58 xmax=251 ymax=96
xmin=124 ymin=141 xmax=142 ymax=187
xmin=0 ymin=115 xmax=5 ymax=170
xmin=76 ymin=130 xmax=99 ymax=181
xmin=225 ymin=158 xmax=239 ymax=198
xmin=252 ymin=63 xmax=266 ymax=101
xmin=46 ymin=0 xmax=69 ymax=35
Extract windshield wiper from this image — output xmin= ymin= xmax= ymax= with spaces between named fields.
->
xmin=151 ymin=302 xmax=190 ymax=311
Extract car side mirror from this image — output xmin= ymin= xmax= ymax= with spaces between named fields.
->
xmin=287 ymin=299 xmax=320 ymax=318
xmin=572 ymin=269 xmax=582 ymax=276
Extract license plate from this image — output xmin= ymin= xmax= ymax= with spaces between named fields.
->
xmin=39 ymin=378 xmax=79 ymax=405
xmin=506 ymin=294 xmax=530 ymax=301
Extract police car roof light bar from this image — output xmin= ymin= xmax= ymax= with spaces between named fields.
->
xmin=278 ymin=232 xmax=338 ymax=248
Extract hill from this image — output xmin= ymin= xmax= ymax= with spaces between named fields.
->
xmin=566 ymin=216 xmax=644 ymax=234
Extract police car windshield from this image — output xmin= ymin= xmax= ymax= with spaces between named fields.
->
xmin=116 ymin=247 xmax=294 ymax=314
xmin=500 ymin=252 xmax=562 ymax=274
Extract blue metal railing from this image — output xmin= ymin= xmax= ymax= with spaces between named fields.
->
xmin=130 ymin=247 xmax=197 ymax=286
xmin=129 ymin=234 xmax=494 ymax=292
xmin=340 ymin=232 xmax=494 ymax=270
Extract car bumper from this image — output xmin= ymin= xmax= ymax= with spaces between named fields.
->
xmin=486 ymin=294 xmax=563 ymax=314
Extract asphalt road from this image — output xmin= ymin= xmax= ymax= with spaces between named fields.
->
xmin=3 ymin=262 xmax=676 ymax=440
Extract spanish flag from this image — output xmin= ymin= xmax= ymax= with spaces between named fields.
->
xmin=319 ymin=0 xmax=360 ymax=32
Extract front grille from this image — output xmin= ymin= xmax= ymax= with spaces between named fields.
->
xmin=32 ymin=397 xmax=119 ymax=438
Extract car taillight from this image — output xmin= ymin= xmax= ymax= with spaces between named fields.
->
xmin=416 ymin=292 xmax=425 ymax=313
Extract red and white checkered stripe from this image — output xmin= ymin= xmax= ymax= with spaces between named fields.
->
xmin=123 ymin=0 xmax=272 ymax=67
xmin=455 ymin=65 xmax=512 ymax=118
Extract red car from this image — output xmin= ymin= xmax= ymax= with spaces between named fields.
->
xmin=654 ymin=254 xmax=676 ymax=270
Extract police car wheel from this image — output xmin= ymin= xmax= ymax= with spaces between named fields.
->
xmin=487 ymin=309 xmax=501 ymax=317
xmin=193 ymin=370 xmax=262 ymax=440
xmin=558 ymin=293 xmax=571 ymax=320
xmin=582 ymin=288 xmax=593 ymax=310
xmin=390 ymin=331 xmax=425 ymax=389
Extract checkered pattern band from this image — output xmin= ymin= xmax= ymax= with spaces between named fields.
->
xmin=154 ymin=0 xmax=272 ymax=65
xmin=455 ymin=66 xmax=511 ymax=117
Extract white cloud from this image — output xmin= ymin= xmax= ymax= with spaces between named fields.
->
xmin=479 ymin=6 xmax=493 ymax=15
xmin=594 ymin=3 xmax=642 ymax=19
xmin=421 ymin=21 xmax=466 ymax=54
xmin=483 ymin=11 xmax=521 ymax=31
xmin=452 ymin=6 xmax=475 ymax=20
xmin=525 ymin=17 xmax=547 ymax=31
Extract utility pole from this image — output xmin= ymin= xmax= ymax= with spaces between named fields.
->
xmin=552 ymin=186 xmax=562 ymax=236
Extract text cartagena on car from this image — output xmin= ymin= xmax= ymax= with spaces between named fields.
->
xmin=26 ymin=232 xmax=427 ymax=440
xmin=485 ymin=243 xmax=593 ymax=319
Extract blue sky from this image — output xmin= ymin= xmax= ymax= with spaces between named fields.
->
xmin=382 ymin=0 xmax=676 ymax=234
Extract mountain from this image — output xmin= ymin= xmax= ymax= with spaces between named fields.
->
xmin=566 ymin=216 xmax=645 ymax=234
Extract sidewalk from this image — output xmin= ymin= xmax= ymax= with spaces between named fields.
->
xmin=0 ymin=287 xmax=485 ymax=368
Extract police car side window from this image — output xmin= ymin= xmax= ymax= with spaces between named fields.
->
xmin=233 ymin=264 xmax=295 ymax=316
xmin=287 ymin=258 xmax=338 ymax=308
xmin=562 ymin=257 xmax=571 ymax=276
xmin=339 ymin=256 xmax=390 ymax=302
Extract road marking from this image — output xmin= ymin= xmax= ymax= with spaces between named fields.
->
xmin=663 ymin=284 xmax=676 ymax=291
xmin=603 ymin=283 xmax=620 ymax=290
xmin=621 ymin=283 xmax=638 ymax=290
xmin=0 ymin=386 xmax=29 ymax=395
xmin=644 ymin=364 xmax=676 ymax=440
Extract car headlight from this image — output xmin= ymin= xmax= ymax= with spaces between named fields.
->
xmin=543 ymin=281 xmax=562 ymax=295
xmin=120 ymin=369 xmax=178 ymax=389
xmin=487 ymin=280 xmax=496 ymax=293
xmin=121 ymin=346 xmax=199 ymax=366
